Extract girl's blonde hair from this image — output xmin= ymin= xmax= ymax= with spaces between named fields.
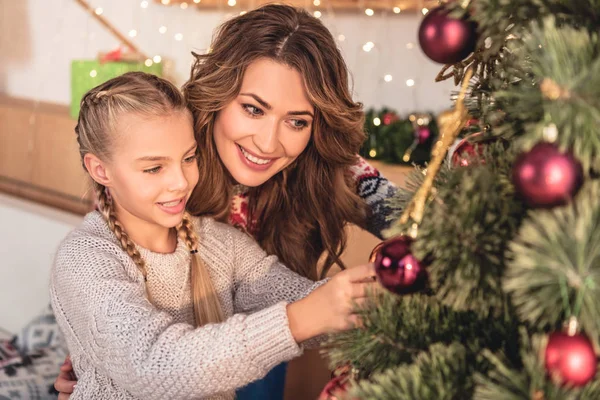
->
xmin=76 ymin=71 xmax=223 ymax=326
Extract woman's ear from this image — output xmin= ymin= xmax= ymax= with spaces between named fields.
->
xmin=84 ymin=153 xmax=112 ymax=187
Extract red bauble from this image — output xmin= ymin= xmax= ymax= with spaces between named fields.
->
xmin=318 ymin=374 xmax=349 ymax=400
xmin=545 ymin=331 xmax=597 ymax=387
xmin=451 ymin=132 xmax=487 ymax=167
xmin=512 ymin=142 xmax=583 ymax=208
xmin=418 ymin=6 xmax=477 ymax=64
xmin=383 ymin=112 xmax=399 ymax=126
xmin=372 ymin=236 xmax=427 ymax=295
xmin=416 ymin=126 xmax=431 ymax=144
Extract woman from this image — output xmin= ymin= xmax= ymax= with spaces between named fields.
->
xmin=55 ymin=4 xmax=398 ymax=399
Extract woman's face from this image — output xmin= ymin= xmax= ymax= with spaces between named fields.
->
xmin=213 ymin=58 xmax=314 ymax=187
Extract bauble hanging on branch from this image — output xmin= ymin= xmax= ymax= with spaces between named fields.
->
xmin=544 ymin=320 xmax=597 ymax=387
xmin=512 ymin=142 xmax=583 ymax=208
xmin=418 ymin=5 xmax=478 ymax=64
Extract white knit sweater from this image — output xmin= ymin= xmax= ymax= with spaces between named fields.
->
xmin=50 ymin=212 xmax=325 ymax=400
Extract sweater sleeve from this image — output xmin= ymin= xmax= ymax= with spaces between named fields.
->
xmin=229 ymin=226 xmax=326 ymax=314
xmin=349 ymin=156 xmax=399 ymax=239
xmin=50 ymin=236 xmax=302 ymax=400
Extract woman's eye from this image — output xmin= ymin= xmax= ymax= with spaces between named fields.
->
xmin=243 ymin=104 xmax=264 ymax=117
xmin=290 ymin=119 xmax=309 ymax=130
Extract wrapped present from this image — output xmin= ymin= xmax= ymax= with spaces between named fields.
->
xmin=70 ymin=58 xmax=163 ymax=119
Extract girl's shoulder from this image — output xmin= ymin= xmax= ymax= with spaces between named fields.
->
xmin=53 ymin=211 xmax=140 ymax=280
xmin=190 ymin=215 xmax=248 ymax=244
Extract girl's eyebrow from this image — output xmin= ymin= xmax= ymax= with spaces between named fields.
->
xmin=136 ymin=144 xmax=197 ymax=162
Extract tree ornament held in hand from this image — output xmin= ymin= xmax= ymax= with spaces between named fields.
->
xmin=512 ymin=142 xmax=583 ymax=208
xmin=418 ymin=6 xmax=477 ymax=64
xmin=371 ymin=236 xmax=427 ymax=295
xmin=545 ymin=330 xmax=597 ymax=387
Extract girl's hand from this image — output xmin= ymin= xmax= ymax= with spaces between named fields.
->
xmin=54 ymin=355 xmax=77 ymax=400
xmin=287 ymin=263 xmax=379 ymax=342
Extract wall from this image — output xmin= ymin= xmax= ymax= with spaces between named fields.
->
xmin=0 ymin=193 xmax=81 ymax=334
xmin=0 ymin=0 xmax=456 ymax=114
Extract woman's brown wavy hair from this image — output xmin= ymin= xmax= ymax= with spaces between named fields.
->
xmin=183 ymin=4 xmax=368 ymax=280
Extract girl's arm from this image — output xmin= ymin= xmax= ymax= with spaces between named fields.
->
xmin=229 ymin=224 xmax=326 ymax=314
xmin=50 ymin=238 xmax=302 ymax=400
xmin=349 ymin=156 xmax=399 ymax=239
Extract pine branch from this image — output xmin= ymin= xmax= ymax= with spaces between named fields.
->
xmin=347 ymin=343 xmax=471 ymax=400
xmin=474 ymin=330 xmax=600 ymax=399
xmin=505 ymin=181 xmax=600 ymax=345
xmin=411 ymin=144 xmax=527 ymax=315
xmin=492 ymin=17 xmax=600 ymax=171
xmin=324 ymin=292 xmax=521 ymax=378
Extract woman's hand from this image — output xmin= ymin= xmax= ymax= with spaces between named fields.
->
xmin=54 ymin=355 xmax=77 ymax=400
xmin=287 ymin=263 xmax=379 ymax=342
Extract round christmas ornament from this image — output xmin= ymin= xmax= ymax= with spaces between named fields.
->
xmin=318 ymin=367 xmax=354 ymax=400
xmin=371 ymin=236 xmax=427 ymax=295
xmin=418 ymin=6 xmax=477 ymax=64
xmin=383 ymin=112 xmax=399 ymax=126
xmin=416 ymin=126 xmax=432 ymax=144
xmin=512 ymin=142 xmax=583 ymax=208
xmin=545 ymin=330 xmax=597 ymax=387
xmin=451 ymin=132 xmax=487 ymax=167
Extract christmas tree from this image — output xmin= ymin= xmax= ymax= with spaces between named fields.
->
xmin=322 ymin=1 xmax=600 ymax=399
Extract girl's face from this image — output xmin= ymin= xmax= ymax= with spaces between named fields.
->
xmin=102 ymin=111 xmax=199 ymax=238
xmin=213 ymin=58 xmax=314 ymax=187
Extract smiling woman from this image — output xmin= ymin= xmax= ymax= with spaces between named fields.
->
xmin=214 ymin=59 xmax=313 ymax=187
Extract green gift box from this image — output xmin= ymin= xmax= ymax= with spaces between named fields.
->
xmin=70 ymin=60 xmax=163 ymax=119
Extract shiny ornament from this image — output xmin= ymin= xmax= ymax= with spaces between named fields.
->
xmin=512 ymin=142 xmax=583 ymax=208
xmin=383 ymin=112 xmax=399 ymax=126
xmin=416 ymin=126 xmax=432 ymax=144
xmin=372 ymin=236 xmax=427 ymax=295
xmin=545 ymin=331 xmax=597 ymax=387
xmin=418 ymin=6 xmax=477 ymax=64
xmin=451 ymin=132 xmax=486 ymax=167
xmin=318 ymin=373 xmax=349 ymax=400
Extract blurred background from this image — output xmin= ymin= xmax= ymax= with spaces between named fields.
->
xmin=0 ymin=0 xmax=456 ymax=398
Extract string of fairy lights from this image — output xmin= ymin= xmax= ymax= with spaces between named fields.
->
xmin=83 ymin=0 xmax=441 ymax=122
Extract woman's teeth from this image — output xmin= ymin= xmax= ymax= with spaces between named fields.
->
xmin=160 ymin=199 xmax=182 ymax=207
xmin=239 ymin=146 xmax=271 ymax=165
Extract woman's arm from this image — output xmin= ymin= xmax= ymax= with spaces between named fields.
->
xmin=349 ymin=156 xmax=400 ymax=239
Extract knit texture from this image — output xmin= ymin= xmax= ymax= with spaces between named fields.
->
xmin=50 ymin=212 xmax=325 ymax=400
xmin=229 ymin=156 xmax=398 ymax=239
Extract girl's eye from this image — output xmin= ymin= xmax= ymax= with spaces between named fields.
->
xmin=289 ymin=119 xmax=309 ymax=130
xmin=242 ymin=104 xmax=264 ymax=117
xmin=143 ymin=166 xmax=162 ymax=174
xmin=184 ymin=154 xmax=197 ymax=163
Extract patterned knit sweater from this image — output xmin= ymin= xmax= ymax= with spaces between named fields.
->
xmin=50 ymin=212 xmax=325 ymax=400
xmin=229 ymin=156 xmax=398 ymax=239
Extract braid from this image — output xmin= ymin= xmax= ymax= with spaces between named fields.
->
xmin=94 ymin=182 xmax=148 ymax=281
xmin=178 ymin=212 xmax=199 ymax=252
xmin=178 ymin=212 xmax=224 ymax=326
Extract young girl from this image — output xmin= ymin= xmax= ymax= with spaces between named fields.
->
xmin=50 ymin=72 xmax=377 ymax=399
xmin=56 ymin=5 xmax=399 ymax=398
